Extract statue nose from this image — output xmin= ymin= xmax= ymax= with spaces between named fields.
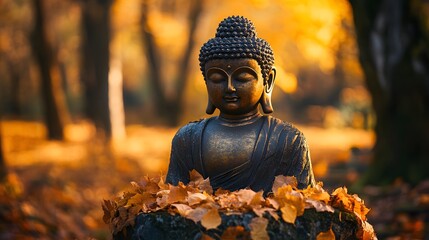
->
xmin=226 ymin=77 xmax=236 ymax=93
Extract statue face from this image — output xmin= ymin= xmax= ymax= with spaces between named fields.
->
xmin=205 ymin=58 xmax=264 ymax=116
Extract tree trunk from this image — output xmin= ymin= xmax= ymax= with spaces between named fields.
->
xmin=80 ymin=0 xmax=112 ymax=138
xmin=0 ymin=121 xmax=6 ymax=182
xmin=7 ymin=61 xmax=21 ymax=117
xmin=349 ymin=0 xmax=429 ymax=185
xmin=31 ymin=0 xmax=66 ymax=140
xmin=141 ymin=0 xmax=204 ymax=126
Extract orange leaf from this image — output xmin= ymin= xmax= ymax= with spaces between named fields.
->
xmin=144 ymin=182 xmax=160 ymax=194
xmin=252 ymin=206 xmax=278 ymax=220
xmin=187 ymin=207 xmax=208 ymax=223
xmin=102 ymin=199 xmax=116 ymax=224
xmin=266 ymin=198 xmax=279 ymax=210
xmin=214 ymin=188 xmax=230 ymax=196
xmin=236 ymin=189 xmax=257 ymax=205
xmin=189 ymin=170 xmax=213 ymax=194
xmin=167 ymin=184 xmax=187 ymax=204
xmin=316 ymin=228 xmax=335 ymax=240
xmin=187 ymin=192 xmax=207 ymax=206
xmin=201 ymin=208 xmax=222 ymax=229
xmin=249 ymin=217 xmax=269 ymax=240
xmin=217 ymin=193 xmax=243 ymax=209
xmin=267 ymin=209 xmax=279 ymax=221
xmin=171 ymin=203 xmax=192 ymax=217
xmin=331 ymin=187 xmax=370 ymax=221
xmin=272 ymin=175 xmax=298 ymax=193
xmin=221 ymin=226 xmax=250 ymax=240
xmin=305 ymin=199 xmax=334 ymax=213
xmin=156 ymin=190 xmax=169 ymax=209
xmin=189 ymin=169 xmax=204 ymax=182
xmin=200 ymin=233 xmax=214 ymax=240
xmin=126 ymin=192 xmax=155 ymax=207
xmin=249 ymin=191 xmax=264 ymax=207
xmin=158 ymin=177 xmax=169 ymax=190
xmin=302 ymin=183 xmax=330 ymax=203
xmin=275 ymin=186 xmax=305 ymax=216
xmin=356 ymin=219 xmax=377 ymax=240
xmin=281 ymin=204 xmax=297 ymax=224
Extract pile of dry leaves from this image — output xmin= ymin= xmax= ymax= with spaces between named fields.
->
xmin=103 ymin=170 xmax=376 ymax=239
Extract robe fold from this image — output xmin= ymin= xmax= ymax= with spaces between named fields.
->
xmin=166 ymin=115 xmax=315 ymax=193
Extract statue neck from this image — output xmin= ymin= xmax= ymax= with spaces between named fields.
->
xmin=218 ymin=110 xmax=262 ymax=127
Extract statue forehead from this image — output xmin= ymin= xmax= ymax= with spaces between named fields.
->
xmin=205 ymin=58 xmax=261 ymax=72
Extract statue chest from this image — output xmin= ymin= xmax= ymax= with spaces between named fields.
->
xmin=201 ymin=118 xmax=262 ymax=177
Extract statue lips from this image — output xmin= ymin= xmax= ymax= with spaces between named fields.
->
xmin=224 ymin=95 xmax=239 ymax=102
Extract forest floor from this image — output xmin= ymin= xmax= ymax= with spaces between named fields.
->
xmin=0 ymin=121 xmax=428 ymax=239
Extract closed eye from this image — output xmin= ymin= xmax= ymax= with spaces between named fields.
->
xmin=235 ymin=72 xmax=256 ymax=82
xmin=207 ymin=72 xmax=225 ymax=83
xmin=233 ymin=67 xmax=258 ymax=82
xmin=206 ymin=68 xmax=227 ymax=83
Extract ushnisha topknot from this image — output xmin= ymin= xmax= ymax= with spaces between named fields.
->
xmin=199 ymin=16 xmax=275 ymax=82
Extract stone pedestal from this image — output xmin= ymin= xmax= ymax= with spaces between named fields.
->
xmin=114 ymin=209 xmax=360 ymax=240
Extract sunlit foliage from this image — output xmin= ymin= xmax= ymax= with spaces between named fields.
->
xmin=103 ymin=172 xmax=375 ymax=239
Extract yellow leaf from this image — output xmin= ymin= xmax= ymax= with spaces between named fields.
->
xmin=201 ymin=208 xmax=222 ymax=229
xmin=316 ymin=228 xmax=335 ymax=240
xmin=275 ymin=186 xmax=305 ymax=216
xmin=249 ymin=217 xmax=269 ymax=240
xmin=275 ymin=185 xmax=293 ymax=198
xmin=281 ymin=204 xmax=297 ymax=224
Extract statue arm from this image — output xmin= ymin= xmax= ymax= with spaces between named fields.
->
xmin=283 ymin=130 xmax=316 ymax=189
xmin=165 ymin=128 xmax=192 ymax=185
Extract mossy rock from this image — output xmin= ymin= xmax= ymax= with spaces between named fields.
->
xmin=113 ymin=209 xmax=360 ymax=240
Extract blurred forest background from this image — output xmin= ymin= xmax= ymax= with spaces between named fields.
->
xmin=0 ymin=0 xmax=428 ymax=239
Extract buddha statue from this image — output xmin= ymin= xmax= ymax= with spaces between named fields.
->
xmin=166 ymin=16 xmax=315 ymax=193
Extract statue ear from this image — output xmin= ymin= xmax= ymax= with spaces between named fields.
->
xmin=260 ymin=67 xmax=276 ymax=114
xmin=206 ymin=99 xmax=216 ymax=114
xmin=205 ymin=80 xmax=216 ymax=114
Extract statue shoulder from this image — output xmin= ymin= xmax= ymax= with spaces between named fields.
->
xmin=172 ymin=118 xmax=211 ymax=143
xmin=266 ymin=116 xmax=305 ymax=138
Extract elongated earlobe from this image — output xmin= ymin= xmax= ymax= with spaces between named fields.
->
xmin=206 ymin=99 xmax=216 ymax=114
xmin=260 ymin=92 xmax=273 ymax=114
xmin=260 ymin=67 xmax=276 ymax=114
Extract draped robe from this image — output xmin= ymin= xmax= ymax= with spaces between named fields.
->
xmin=166 ymin=115 xmax=315 ymax=193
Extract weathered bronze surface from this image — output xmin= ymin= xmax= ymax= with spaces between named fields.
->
xmin=166 ymin=16 xmax=315 ymax=193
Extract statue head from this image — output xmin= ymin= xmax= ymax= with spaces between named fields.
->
xmin=199 ymin=16 xmax=276 ymax=115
